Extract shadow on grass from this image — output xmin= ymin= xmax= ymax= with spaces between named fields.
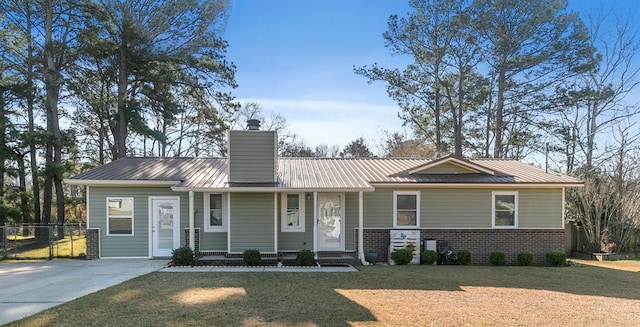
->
xmin=7 ymin=264 xmax=640 ymax=326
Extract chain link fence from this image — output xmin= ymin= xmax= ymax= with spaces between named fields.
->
xmin=0 ymin=223 xmax=86 ymax=260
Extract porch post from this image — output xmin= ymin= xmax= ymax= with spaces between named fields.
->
xmin=358 ymin=191 xmax=368 ymax=265
xmin=313 ymin=191 xmax=317 ymax=258
xmin=189 ymin=191 xmax=195 ymax=251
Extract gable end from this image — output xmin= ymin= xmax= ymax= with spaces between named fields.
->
xmin=408 ymin=156 xmax=495 ymax=175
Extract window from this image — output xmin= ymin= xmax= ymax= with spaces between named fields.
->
xmin=107 ymin=197 xmax=133 ymax=235
xmin=493 ymin=191 xmax=518 ymax=228
xmin=393 ymin=191 xmax=420 ymax=228
xmin=204 ymin=193 xmax=227 ymax=232
xmin=281 ymin=193 xmax=305 ymax=232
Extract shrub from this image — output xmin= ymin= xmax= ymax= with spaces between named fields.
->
xmin=489 ymin=251 xmax=506 ymax=266
xmin=517 ymin=252 xmax=534 ymax=266
xmin=171 ymin=246 xmax=195 ymax=266
xmin=243 ymin=249 xmax=261 ymax=266
xmin=421 ymin=250 xmax=437 ymax=265
xmin=545 ymin=251 xmax=567 ymax=267
xmin=392 ymin=248 xmax=414 ymax=265
xmin=296 ymin=249 xmax=316 ymax=266
xmin=457 ymin=250 xmax=472 ymax=265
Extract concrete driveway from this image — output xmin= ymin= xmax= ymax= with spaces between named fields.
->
xmin=0 ymin=259 xmax=167 ymax=325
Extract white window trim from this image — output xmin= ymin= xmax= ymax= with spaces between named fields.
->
xmin=393 ymin=191 xmax=420 ymax=228
xmin=204 ymin=193 xmax=227 ymax=232
xmin=281 ymin=192 xmax=305 ymax=232
xmin=492 ymin=191 xmax=518 ymax=228
xmin=106 ymin=197 xmax=134 ymax=236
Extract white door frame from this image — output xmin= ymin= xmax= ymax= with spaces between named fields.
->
xmin=148 ymin=196 xmax=180 ymax=257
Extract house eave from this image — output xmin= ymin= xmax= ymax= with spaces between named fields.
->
xmin=64 ymin=179 xmax=181 ymax=187
xmin=171 ymin=186 xmax=376 ymax=193
xmin=370 ymin=182 xmax=583 ymax=188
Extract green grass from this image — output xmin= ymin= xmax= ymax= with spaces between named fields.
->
xmin=2 ymin=237 xmax=86 ymax=259
xmin=7 ymin=263 xmax=640 ymax=326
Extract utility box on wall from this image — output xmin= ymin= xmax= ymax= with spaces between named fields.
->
xmin=389 ymin=229 xmax=420 ymax=264
xmin=424 ymin=239 xmax=437 ymax=252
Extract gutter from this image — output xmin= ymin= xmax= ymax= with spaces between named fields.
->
xmin=64 ymin=179 xmax=181 ymax=187
xmin=171 ymin=187 xmax=376 ymax=193
xmin=370 ymin=183 xmax=583 ymax=188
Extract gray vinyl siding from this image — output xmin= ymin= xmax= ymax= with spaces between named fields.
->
xmin=277 ymin=194 xmax=313 ymax=251
xmin=518 ymin=189 xmax=563 ymax=228
xmin=228 ymin=131 xmax=276 ymax=183
xmin=344 ymin=193 xmax=358 ymax=251
xmin=230 ymin=193 xmax=275 ymax=253
xmin=88 ymin=187 xmax=188 ymax=258
xmin=363 ymin=189 xmax=394 ymax=227
xmin=194 ymin=192 xmax=227 ymax=251
xmin=362 ymin=187 xmax=563 ymax=229
xmin=422 ymin=189 xmax=490 ymax=228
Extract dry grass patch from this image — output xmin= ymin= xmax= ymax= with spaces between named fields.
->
xmin=174 ymin=287 xmax=247 ymax=305
xmin=7 ymin=264 xmax=640 ymax=327
xmin=570 ymin=258 xmax=640 ymax=272
xmin=338 ymin=286 xmax=639 ymax=326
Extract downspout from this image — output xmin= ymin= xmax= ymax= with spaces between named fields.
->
xmin=227 ymin=193 xmax=231 ymax=253
xmin=562 ymin=187 xmax=566 ymax=226
xmin=86 ymin=186 xmax=90 ymax=228
xmin=189 ymin=191 xmax=195 ymax=251
xmin=274 ymin=192 xmax=278 ymax=254
xmin=358 ymin=191 xmax=368 ymax=265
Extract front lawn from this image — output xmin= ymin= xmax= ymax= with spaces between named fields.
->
xmin=9 ymin=264 xmax=640 ymax=326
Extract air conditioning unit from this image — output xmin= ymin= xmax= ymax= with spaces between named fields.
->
xmin=388 ymin=229 xmax=420 ymax=265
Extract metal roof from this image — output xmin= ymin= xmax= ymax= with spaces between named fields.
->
xmin=66 ymin=156 xmax=581 ymax=190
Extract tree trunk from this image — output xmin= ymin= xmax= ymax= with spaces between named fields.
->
xmin=116 ymin=14 xmax=129 ymax=159
xmin=42 ymin=146 xmax=53 ymax=227
xmin=42 ymin=0 xmax=68 ymax=241
xmin=484 ymin=88 xmax=493 ymax=158
xmin=44 ymin=0 xmax=65 ymax=236
xmin=0 ymin=81 xmax=6 ymax=198
xmin=98 ymin=115 xmax=105 ymax=164
xmin=25 ymin=5 xmax=41 ymax=226
xmin=493 ymin=67 xmax=506 ymax=158
xmin=586 ymin=99 xmax=598 ymax=170
xmin=42 ymin=0 xmax=55 ymax=231
xmin=455 ymin=70 xmax=465 ymax=157
xmin=16 ymin=152 xmax=30 ymax=223
xmin=433 ymin=66 xmax=442 ymax=155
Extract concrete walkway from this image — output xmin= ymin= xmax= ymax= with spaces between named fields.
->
xmin=0 ymin=259 xmax=168 ymax=325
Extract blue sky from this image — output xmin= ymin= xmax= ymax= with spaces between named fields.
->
xmin=223 ymin=0 xmax=640 ymax=153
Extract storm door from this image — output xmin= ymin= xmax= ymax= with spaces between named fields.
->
xmin=316 ymin=193 xmax=344 ymax=251
xmin=150 ymin=197 xmax=180 ymax=257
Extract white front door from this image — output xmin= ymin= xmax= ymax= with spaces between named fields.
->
xmin=317 ymin=193 xmax=344 ymax=251
xmin=150 ymin=197 xmax=180 ymax=257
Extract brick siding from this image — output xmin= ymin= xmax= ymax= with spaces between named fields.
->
xmin=356 ymin=228 xmax=566 ymax=265
xmin=184 ymin=228 xmax=201 ymax=255
xmin=86 ymin=228 xmax=100 ymax=260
